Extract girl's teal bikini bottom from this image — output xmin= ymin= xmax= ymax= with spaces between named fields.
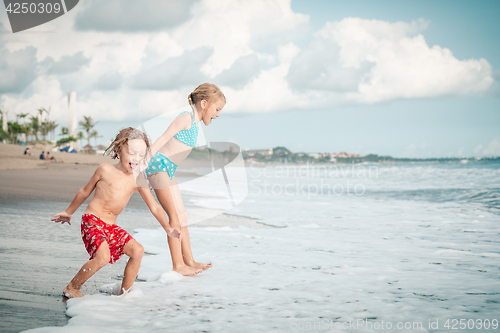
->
xmin=145 ymin=152 xmax=178 ymax=179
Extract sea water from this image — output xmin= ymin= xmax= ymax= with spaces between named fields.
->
xmin=4 ymin=160 xmax=499 ymax=332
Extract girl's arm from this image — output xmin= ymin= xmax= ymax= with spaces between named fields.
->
xmin=135 ymin=113 xmax=192 ymax=176
xmin=150 ymin=113 xmax=192 ymax=157
xmin=51 ymin=164 xmax=103 ymax=225
xmin=137 ymin=186 xmax=182 ymax=240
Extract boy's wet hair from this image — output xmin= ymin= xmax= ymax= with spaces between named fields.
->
xmin=105 ymin=127 xmax=150 ymax=159
xmin=188 ymin=83 xmax=225 ymax=107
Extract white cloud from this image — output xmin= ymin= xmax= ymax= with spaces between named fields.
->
xmin=473 ymin=144 xmax=483 ymax=155
xmin=403 ymin=143 xmax=416 ymax=157
xmin=173 ymin=0 xmax=309 ymax=76
xmin=94 ymin=71 xmax=123 ymax=90
xmin=47 ymin=51 xmax=90 ymax=74
xmin=1 ymin=77 xmax=66 ymax=120
xmin=74 ymin=0 xmax=197 ymax=32
xmin=473 ymin=138 xmax=500 ymax=157
xmin=482 ymin=137 xmax=500 ymax=156
xmin=0 ymin=46 xmax=37 ymax=93
xmin=214 ymin=54 xmax=261 ymax=89
xmin=0 ymin=1 xmax=496 ymax=127
xmin=288 ymin=17 xmax=494 ymax=104
xmin=222 ymin=43 xmax=304 ymax=113
xmin=132 ymin=47 xmax=212 ymax=90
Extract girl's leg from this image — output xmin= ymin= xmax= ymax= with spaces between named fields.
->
xmin=63 ymin=242 xmax=111 ymax=298
xmin=120 ymin=239 xmax=144 ymax=293
xmin=169 ymin=178 xmax=212 ymax=270
xmin=150 ymin=172 xmax=202 ymax=276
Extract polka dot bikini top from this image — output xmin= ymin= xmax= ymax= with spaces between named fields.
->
xmin=173 ymin=111 xmax=198 ymax=147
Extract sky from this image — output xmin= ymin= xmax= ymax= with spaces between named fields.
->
xmin=0 ymin=0 xmax=499 ymax=158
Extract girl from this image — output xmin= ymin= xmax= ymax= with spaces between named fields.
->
xmin=141 ymin=83 xmax=226 ymax=276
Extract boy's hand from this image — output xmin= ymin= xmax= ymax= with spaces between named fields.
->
xmin=52 ymin=212 xmax=72 ymax=225
xmin=166 ymin=228 xmax=182 ymax=241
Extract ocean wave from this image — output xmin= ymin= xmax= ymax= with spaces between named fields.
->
xmin=366 ymin=187 xmax=500 ymax=213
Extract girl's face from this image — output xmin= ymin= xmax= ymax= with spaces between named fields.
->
xmin=200 ymin=98 xmax=225 ymax=126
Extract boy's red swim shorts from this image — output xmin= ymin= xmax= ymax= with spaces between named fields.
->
xmin=81 ymin=214 xmax=133 ymax=264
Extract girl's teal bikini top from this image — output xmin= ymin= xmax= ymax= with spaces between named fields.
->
xmin=173 ymin=111 xmax=198 ymax=147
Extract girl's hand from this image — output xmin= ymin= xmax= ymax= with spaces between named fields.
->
xmin=52 ymin=212 xmax=72 ymax=225
xmin=166 ymin=228 xmax=182 ymax=241
xmin=132 ymin=159 xmax=148 ymax=180
xmin=138 ymin=159 xmax=148 ymax=174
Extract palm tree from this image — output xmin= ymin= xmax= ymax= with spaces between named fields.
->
xmin=30 ymin=116 xmax=40 ymax=141
xmin=47 ymin=120 xmax=58 ymax=142
xmin=90 ymin=130 xmax=101 ymax=147
xmin=37 ymin=107 xmax=49 ymax=122
xmin=40 ymin=121 xmax=49 ymax=141
xmin=24 ymin=123 xmax=32 ymax=142
xmin=77 ymin=131 xmax=84 ymax=147
xmin=18 ymin=113 xmax=29 ymax=126
xmin=15 ymin=113 xmax=30 ymax=141
xmin=7 ymin=121 xmax=22 ymax=144
xmin=79 ymin=116 xmax=97 ymax=148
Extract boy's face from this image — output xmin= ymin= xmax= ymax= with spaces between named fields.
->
xmin=120 ymin=139 xmax=147 ymax=170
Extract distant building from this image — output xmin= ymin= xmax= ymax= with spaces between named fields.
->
xmin=308 ymin=153 xmax=322 ymax=159
xmin=244 ymin=148 xmax=273 ymax=156
xmin=325 ymin=152 xmax=359 ymax=158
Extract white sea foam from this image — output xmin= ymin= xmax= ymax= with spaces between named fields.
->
xmin=23 ymin=162 xmax=500 ymax=332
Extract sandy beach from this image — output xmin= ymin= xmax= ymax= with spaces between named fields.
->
xmin=0 ymin=143 xmax=271 ymax=224
xmin=0 ymin=143 xmax=271 ymax=333
xmin=2 ymin=143 xmax=499 ymax=333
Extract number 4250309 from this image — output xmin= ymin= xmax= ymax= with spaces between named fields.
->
xmin=5 ymin=2 xmax=62 ymax=14
xmin=444 ymin=319 xmax=498 ymax=330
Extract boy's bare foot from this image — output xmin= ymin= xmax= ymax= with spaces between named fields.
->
xmin=186 ymin=261 xmax=213 ymax=270
xmin=173 ymin=264 xmax=202 ymax=276
xmin=63 ymin=284 xmax=83 ymax=298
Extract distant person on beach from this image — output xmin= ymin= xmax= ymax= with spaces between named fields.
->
xmin=24 ymin=148 xmax=31 ymax=156
xmin=45 ymin=152 xmax=55 ymax=160
xmin=135 ymin=83 xmax=225 ymax=276
xmin=39 ymin=151 xmax=45 ymax=159
xmin=51 ymin=128 xmax=181 ymax=298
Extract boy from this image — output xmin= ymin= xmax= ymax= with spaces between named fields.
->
xmin=52 ymin=127 xmax=181 ymax=298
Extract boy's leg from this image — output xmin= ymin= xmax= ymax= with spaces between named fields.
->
xmin=64 ymin=242 xmax=111 ymax=298
xmin=169 ymin=180 xmax=212 ymax=270
xmin=152 ymin=173 xmax=202 ymax=276
xmin=120 ymin=239 xmax=144 ymax=294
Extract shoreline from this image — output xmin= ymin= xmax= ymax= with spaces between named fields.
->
xmin=0 ymin=143 xmax=273 ymax=229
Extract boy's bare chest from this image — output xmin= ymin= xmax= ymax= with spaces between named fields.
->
xmin=97 ymin=173 xmax=136 ymax=197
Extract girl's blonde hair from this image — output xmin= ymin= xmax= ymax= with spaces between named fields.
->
xmin=188 ymin=83 xmax=225 ymax=107
xmin=105 ymin=127 xmax=150 ymax=159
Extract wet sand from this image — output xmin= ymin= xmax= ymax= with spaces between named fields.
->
xmin=0 ymin=143 xmax=268 ymax=333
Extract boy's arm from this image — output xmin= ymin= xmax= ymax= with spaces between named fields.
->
xmin=52 ymin=164 xmax=104 ymax=225
xmin=138 ymin=187 xmax=182 ymax=241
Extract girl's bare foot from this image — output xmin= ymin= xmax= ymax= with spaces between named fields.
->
xmin=173 ymin=264 xmax=202 ymax=276
xmin=186 ymin=261 xmax=212 ymax=270
xmin=63 ymin=284 xmax=83 ymax=298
